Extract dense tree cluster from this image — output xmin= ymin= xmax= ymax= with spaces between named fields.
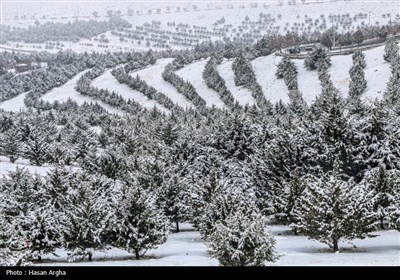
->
xmin=0 ymin=17 xmax=132 ymax=44
xmin=1 ymin=34 xmax=400 ymax=265
xmin=275 ymin=56 xmax=298 ymax=90
xmin=348 ymin=51 xmax=367 ymax=99
xmin=304 ymin=47 xmax=331 ymax=71
xmin=232 ymin=52 xmax=272 ymax=112
xmin=202 ymin=57 xmax=236 ymax=109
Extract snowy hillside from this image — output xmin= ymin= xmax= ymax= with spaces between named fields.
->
xmin=40 ymin=70 xmax=124 ymax=115
xmin=176 ymin=59 xmax=225 ymax=108
xmin=0 ymin=92 xmax=27 ymax=112
xmin=2 ymin=0 xmax=398 ymax=53
xmin=1 ymin=0 xmax=400 ymax=269
xmin=217 ymin=59 xmax=256 ymax=106
xmin=92 ymin=68 xmax=169 ymax=113
xmin=134 ymin=58 xmax=195 ymax=110
xmin=252 ymin=55 xmax=290 ymax=104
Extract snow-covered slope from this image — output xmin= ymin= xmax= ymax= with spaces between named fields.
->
xmin=40 ymin=69 xmax=124 ymax=115
xmin=329 ymin=54 xmax=353 ymax=98
xmin=329 ymin=45 xmax=391 ymax=101
xmin=175 ymin=59 xmax=225 ymax=108
xmin=0 ymin=92 xmax=27 ymax=112
xmin=217 ymin=59 xmax=256 ymax=106
xmin=92 ymin=69 xmax=169 ymax=113
xmin=252 ymin=55 xmax=290 ymax=104
xmin=292 ymin=59 xmax=322 ymax=105
xmin=363 ymin=45 xmax=391 ymax=102
xmin=133 ymin=58 xmax=195 ymax=110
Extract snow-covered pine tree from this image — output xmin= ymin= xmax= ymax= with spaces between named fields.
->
xmin=157 ymin=173 xmax=188 ymax=233
xmin=304 ymin=47 xmax=331 ymax=71
xmin=276 ymin=56 xmax=298 ymax=90
xmin=232 ymin=52 xmax=255 ymax=87
xmin=288 ymin=89 xmax=307 ymax=116
xmin=0 ymin=129 xmax=20 ymax=163
xmin=198 ymin=166 xmax=249 ymax=237
xmin=22 ymin=128 xmax=50 ymax=166
xmin=294 ymin=165 xmax=376 ymax=252
xmin=207 ymin=212 xmax=277 ymax=266
xmin=383 ymin=37 xmax=399 ymax=63
xmin=390 ymin=179 xmax=400 ymax=230
xmin=253 ymin=35 xmax=273 ymax=57
xmin=232 ymin=52 xmax=271 ymax=111
xmin=44 ymin=167 xmax=72 ymax=211
xmin=364 ymin=165 xmax=398 ymax=230
xmin=62 ymin=172 xmax=113 ymax=262
xmin=383 ymin=55 xmax=400 ymax=106
xmin=109 ymin=176 xmax=169 ymax=260
xmin=349 ymin=51 xmax=367 ymax=98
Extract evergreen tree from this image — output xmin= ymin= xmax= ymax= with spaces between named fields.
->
xmin=304 ymin=47 xmax=331 ymax=71
xmin=294 ymin=166 xmax=376 ymax=252
xmin=384 ymin=37 xmax=399 ymax=63
xmin=62 ymin=172 xmax=112 ymax=262
xmin=22 ymin=128 xmax=50 ymax=166
xmin=348 ymin=51 xmax=367 ymax=98
xmin=276 ymin=57 xmax=298 ymax=90
xmin=0 ymin=129 xmax=20 ymax=163
xmin=207 ymin=212 xmax=277 ymax=266
xmin=383 ymin=55 xmax=400 ymax=105
xmin=365 ymin=165 xmax=398 ymax=229
xmin=109 ymin=177 xmax=169 ymax=260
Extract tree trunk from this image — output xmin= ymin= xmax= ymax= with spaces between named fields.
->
xmin=333 ymin=240 xmax=339 ymax=252
xmin=88 ymin=252 xmax=92 ymax=261
xmin=37 ymin=255 xmax=42 ymax=262
xmin=293 ymin=227 xmax=298 ymax=236
xmin=175 ymin=220 xmax=180 ymax=233
xmin=380 ymin=217 xmax=385 ymax=230
xmin=135 ymin=249 xmax=140 ymax=260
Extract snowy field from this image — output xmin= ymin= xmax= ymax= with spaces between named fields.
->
xmin=2 ymin=0 xmax=398 ymax=53
xmin=35 ymin=224 xmax=399 ymax=266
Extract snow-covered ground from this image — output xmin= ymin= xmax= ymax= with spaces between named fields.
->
xmin=34 ymin=224 xmax=399 ymax=266
xmin=0 ymin=92 xmax=27 ymax=112
xmin=175 ymin=59 xmax=225 ymax=108
xmin=132 ymin=58 xmax=195 ymax=110
xmin=363 ymin=45 xmax=392 ymax=103
xmin=3 ymin=0 xmax=398 ymax=30
xmin=329 ymin=54 xmax=353 ymax=98
xmin=0 ymin=156 xmax=81 ymax=177
xmin=0 ymin=156 xmax=54 ymax=177
xmin=92 ymin=68 xmax=169 ymax=113
xmin=40 ymin=69 xmax=124 ymax=115
xmin=252 ymin=55 xmax=290 ymax=104
xmin=292 ymin=59 xmax=322 ymax=104
xmin=217 ymin=59 xmax=256 ymax=106
xmin=270 ymin=225 xmax=400 ymax=266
